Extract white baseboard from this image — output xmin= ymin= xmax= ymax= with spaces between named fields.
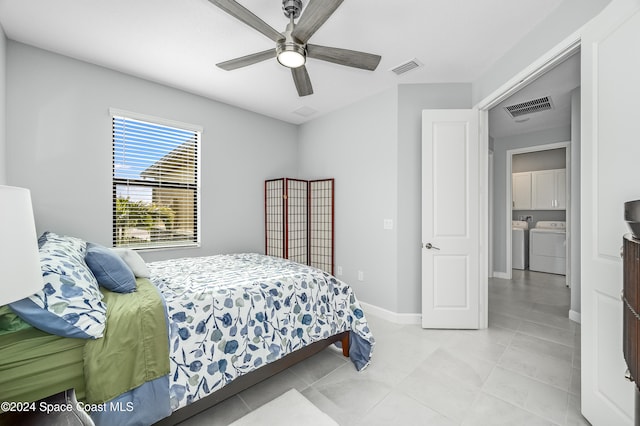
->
xmin=359 ymin=301 xmax=422 ymax=325
xmin=360 ymin=299 xmax=577 ymax=326
xmin=492 ymin=271 xmax=510 ymax=279
xmin=569 ymin=310 xmax=581 ymax=324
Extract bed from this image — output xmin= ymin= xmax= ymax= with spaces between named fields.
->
xmin=0 ymin=233 xmax=374 ymax=425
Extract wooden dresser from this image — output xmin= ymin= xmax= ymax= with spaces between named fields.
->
xmin=623 ymin=234 xmax=640 ymax=424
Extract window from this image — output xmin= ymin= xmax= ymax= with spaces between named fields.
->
xmin=111 ymin=110 xmax=201 ymax=249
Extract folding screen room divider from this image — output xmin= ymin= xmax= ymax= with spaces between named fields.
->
xmin=264 ymin=178 xmax=334 ymax=275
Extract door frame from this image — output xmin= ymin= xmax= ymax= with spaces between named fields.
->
xmin=476 ymin=31 xmax=581 ymax=329
xmin=504 ymin=141 xmax=571 ymax=281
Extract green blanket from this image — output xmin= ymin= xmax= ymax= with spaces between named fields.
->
xmin=0 ymin=325 xmax=86 ymax=404
xmin=83 ymin=278 xmax=169 ymax=403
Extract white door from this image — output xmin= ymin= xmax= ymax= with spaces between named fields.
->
xmin=581 ymin=1 xmax=640 ymax=424
xmin=422 ymin=109 xmax=479 ymax=329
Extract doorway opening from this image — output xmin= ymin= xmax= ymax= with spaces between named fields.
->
xmin=477 ymin=35 xmax=581 ymax=329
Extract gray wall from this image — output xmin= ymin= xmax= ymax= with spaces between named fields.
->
xmin=0 ymin=25 xmax=5 ymax=185
xmin=298 ymin=83 xmax=471 ymax=314
xmin=512 ymin=210 xmax=566 ymax=225
xmin=297 ymin=88 xmax=399 ymax=311
xmin=6 ymin=42 xmax=299 ymax=262
xmin=492 ymin=126 xmax=570 ymax=274
xmin=472 ymin=0 xmax=612 ymax=104
xmin=512 ymin=148 xmax=566 ymax=172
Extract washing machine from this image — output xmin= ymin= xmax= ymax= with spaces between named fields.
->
xmin=529 ymin=221 xmax=566 ymax=275
xmin=512 ymin=220 xmax=529 ymax=270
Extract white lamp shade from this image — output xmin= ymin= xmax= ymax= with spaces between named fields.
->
xmin=0 ymin=186 xmax=43 ymax=305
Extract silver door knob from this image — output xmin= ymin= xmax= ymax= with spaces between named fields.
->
xmin=424 ymin=243 xmax=440 ymax=250
xmin=625 ymin=368 xmax=634 ymax=382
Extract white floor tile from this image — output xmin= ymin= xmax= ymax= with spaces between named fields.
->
xmin=522 ymin=305 xmax=577 ymax=332
xmin=237 ymin=369 xmax=309 ymax=410
xmin=510 ymin=331 xmax=573 ymax=362
xmin=566 ymin=393 xmax=591 ymax=426
xmin=483 ymin=366 xmax=569 ymax=424
xmin=518 ymin=320 xmax=575 ymax=347
xmin=419 ymin=347 xmax=496 ymax=389
xmin=462 ymin=393 xmax=557 ymax=426
xmin=399 ymin=362 xmax=481 ymax=423
xmin=569 ymin=367 xmax=581 ymax=396
xmin=489 ymin=311 xmax=523 ymax=331
xmin=289 ymin=347 xmax=348 ymax=386
xmin=444 ymin=330 xmax=509 ymax=364
xmin=300 ymin=386 xmax=362 ymax=426
xmin=177 ymin=395 xmax=249 ymax=426
xmin=360 ymin=390 xmax=457 ymax=426
xmin=310 ymin=363 xmax=392 ymax=418
xmin=499 ymin=346 xmax=573 ymax=391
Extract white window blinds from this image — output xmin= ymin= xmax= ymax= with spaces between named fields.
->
xmin=112 ymin=113 xmax=200 ymax=249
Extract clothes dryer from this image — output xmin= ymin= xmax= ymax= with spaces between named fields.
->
xmin=529 ymin=221 xmax=566 ymax=275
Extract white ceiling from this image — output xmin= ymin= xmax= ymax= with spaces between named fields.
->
xmin=489 ymin=52 xmax=580 ymax=139
xmin=0 ymin=0 xmax=566 ymax=125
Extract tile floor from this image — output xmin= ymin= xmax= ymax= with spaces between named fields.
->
xmin=179 ymin=270 xmax=587 ymax=425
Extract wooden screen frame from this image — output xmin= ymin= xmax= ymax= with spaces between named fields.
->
xmin=264 ymin=178 xmax=334 ymax=275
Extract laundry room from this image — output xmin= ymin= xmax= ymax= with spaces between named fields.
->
xmin=511 ymin=147 xmax=567 ymax=275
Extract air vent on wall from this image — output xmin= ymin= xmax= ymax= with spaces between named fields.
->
xmin=504 ymin=96 xmax=553 ymax=118
xmin=390 ymin=58 xmax=423 ymax=76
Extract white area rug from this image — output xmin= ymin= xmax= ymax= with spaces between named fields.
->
xmin=230 ymin=389 xmax=338 ymax=426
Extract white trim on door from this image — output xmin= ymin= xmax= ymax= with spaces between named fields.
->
xmin=476 ymin=33 xmax=581 ymax=111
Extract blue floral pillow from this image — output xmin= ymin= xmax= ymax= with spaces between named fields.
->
xmin=9 ymin=232 xmax=107 ymax=339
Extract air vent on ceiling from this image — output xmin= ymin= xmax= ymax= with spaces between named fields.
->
xmin=390 ymin=58 xmax=423 ymax=76
xmin=293 ymin=106 xmax=317 ymax=117
xmin=504 ymin=96 xmax=553 ymax=118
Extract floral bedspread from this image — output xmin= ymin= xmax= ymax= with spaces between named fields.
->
xmin=147 ymin=253 xmax=374 ymax=411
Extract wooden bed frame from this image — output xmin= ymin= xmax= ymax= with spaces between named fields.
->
xmin=153 ymin=331 xmax=350 ymax=425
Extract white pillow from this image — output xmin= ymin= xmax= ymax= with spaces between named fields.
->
xmin=110 ymin=248 xmax=150 ymax=278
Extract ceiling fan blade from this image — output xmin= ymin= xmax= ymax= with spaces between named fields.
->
xmin=216 ymin=49 xmax=276 ymax=71
xmin=291 ymin=0 xmax=343 ymax=44
xmin=306 ymin=44 xmax=381 ymax=71
xmin=208 ymin=0 xmax=283 ymax=43
xmin=291 ymin=66 xmax=313 ymax=96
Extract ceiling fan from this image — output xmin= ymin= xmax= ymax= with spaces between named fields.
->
xmin=209 ymin=0 xmax=382 ymax=97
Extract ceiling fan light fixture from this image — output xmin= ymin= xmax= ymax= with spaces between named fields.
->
xmin=210 ymin=0 xmax=381 ymax=96
xmin=277 ymin=43 xmax=306 ymax=68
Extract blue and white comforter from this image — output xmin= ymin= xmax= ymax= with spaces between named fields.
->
xmin=148 ymin=253 xmax=374 ymax=411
